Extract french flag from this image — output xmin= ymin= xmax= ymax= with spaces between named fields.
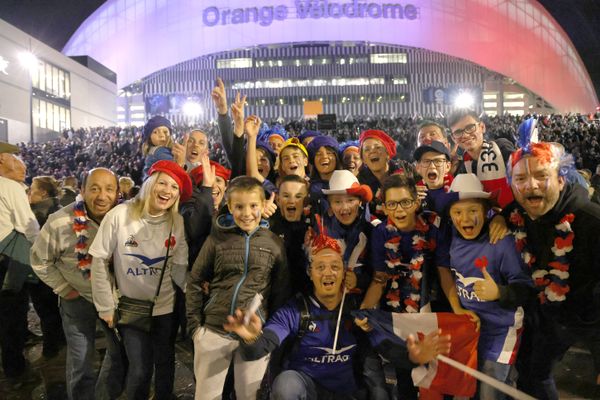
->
xmin=354 ymin=310 xmax=479 ymax=399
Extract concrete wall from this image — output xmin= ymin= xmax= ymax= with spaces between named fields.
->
xmin=0 ymin=19 xmax=117 ymax=144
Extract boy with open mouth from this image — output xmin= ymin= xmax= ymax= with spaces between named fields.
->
xmin=438 ymin=173 xmax=532 ymax=400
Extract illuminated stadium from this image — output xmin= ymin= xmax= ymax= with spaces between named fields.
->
xmin=62 ymin=0 xmax=598 ymax=124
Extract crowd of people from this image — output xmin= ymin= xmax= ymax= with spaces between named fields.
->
xmin=1 ymin=78 xmax=600 ymax=400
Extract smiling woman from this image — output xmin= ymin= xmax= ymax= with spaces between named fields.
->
xmin=89 ymin=160 xmax=192 ymax=399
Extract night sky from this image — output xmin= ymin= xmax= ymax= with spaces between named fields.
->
xmin=1 ymin=0 xmax=599 ymax=101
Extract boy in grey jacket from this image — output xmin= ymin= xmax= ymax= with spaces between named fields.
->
xmin=186 ymin=176 xmax=290 ymax=400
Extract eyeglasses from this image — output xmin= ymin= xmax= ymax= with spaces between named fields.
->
xmin=418 ymin=158 xmax=447 ymax=167
xmin=384 ymin=199 xmax=416 ymax=210
xmin=451 ymin=123 xmax=478 ymax=138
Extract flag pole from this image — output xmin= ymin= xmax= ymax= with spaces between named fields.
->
xmin=436 ymin=354 xmax=535 ymax=400
xmin=332 ymin=288 xmax=347 ymax=355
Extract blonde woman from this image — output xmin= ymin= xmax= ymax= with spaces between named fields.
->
xmin=90 ymin=160 xmax=191 ymax=400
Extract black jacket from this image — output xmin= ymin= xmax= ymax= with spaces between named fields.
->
xmin=517 ymin=183 xmax=600 ymax=325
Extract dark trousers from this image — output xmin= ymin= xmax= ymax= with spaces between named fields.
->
xmin=28 ymin=280 xmax=65 ymax=356
xmin=120 ymin=313 xmax=175 ymax=400
xmin=0 ymin=255 xmax=28 ymax=377
xmin=517 ymin=313 xmax=600 ymax=400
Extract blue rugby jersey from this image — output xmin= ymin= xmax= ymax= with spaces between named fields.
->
xmin=448 ymin=232 xmax=532 ymax=364
xmin=264 ymin=296 xmax=358 ymax=394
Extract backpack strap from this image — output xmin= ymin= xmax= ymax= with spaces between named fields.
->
xmin=295 ymin=292 xmax=311 ymax=339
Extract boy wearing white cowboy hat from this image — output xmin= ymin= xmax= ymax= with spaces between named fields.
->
xmin=438 ymin=173 xmax=532 ymax=400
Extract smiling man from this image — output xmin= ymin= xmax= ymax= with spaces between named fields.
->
xmin=507 ymin=142 xmax=600 ymax=399
xmin=31 ymin=168 xmax=124 ymax=400
xmin=448 ymin=109 xmax=515 ymax=208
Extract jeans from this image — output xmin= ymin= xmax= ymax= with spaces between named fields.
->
xmin=29 ymin=280 xmax=64 ymax=357
xmin=478 ymin=359 xmax=517 ymax=400
xmin=120 ymin=313 xmax=175 ymax=400
xmin=60 ymin=296 xmax=126 ymax=400
xmin=271 ymin=370 xmax=356 ymax=400
xmin=0 ymin=255 xmax=28 ymax=378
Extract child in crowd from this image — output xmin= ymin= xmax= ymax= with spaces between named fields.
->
xmin=358 ymin=173 xmax=451 ymax=399
xmin=439 ymin=173 xmax=532 ymax=400
xmin=278 ymin=137 xmax=309 ymax=181
xmin=141 ymin=115 xmax=186 ymax=178
xmin=340 ymin=140 xmax=362 ymax=176
xmin=306 ymin=135 xmax=343 ymax=201
xmin=186 ymin=176 xmax=291 ymax=400
xmin=270 ymin=174 xmax=311 ymax=294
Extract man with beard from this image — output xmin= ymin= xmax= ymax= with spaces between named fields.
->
xmin=507 ymin=142 xmax=600 ymax=399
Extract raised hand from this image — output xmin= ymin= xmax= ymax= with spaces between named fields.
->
xmin=200 ymin=151 xmax=215 ymax=188
xmin=407 ymin=328 xmax=451 ymax=365
xmin=231 ymin=92 xmax=248 ymax=138
xmin=172 ymin=133 xmax=188 ymax=167
xmin=262 ymin=192 xmax=277 ymax=219
xmin=245 ymin=115 xmax=262 ymax=138
xmin=211 ymin=77 xmax=228 ymax=115
xmin=473 ymin=267 xmax=500 ymax=301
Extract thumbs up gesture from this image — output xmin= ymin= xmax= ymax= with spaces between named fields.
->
xmin=261 ymin=192 xmax=277 ymax=219
xmin=473 ymin=267 xmax=500 ymax=301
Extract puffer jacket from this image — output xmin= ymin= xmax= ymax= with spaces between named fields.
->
xmin=186 ymin=212 xmax=290 ymax=335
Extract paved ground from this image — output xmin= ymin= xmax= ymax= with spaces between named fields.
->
xmin=1 ymin=310 xmax=599 ymax=399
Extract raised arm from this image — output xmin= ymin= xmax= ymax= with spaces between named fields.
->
xmin=245 ymin=115 xmax=265 ymax=183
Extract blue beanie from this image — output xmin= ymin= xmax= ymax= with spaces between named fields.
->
xmin=255 ymin=139 xmax=276 ymax=165
xmin=339 ymin=140 xmax=360 ymax=158
xmin=143 ymin=116 xmax=173 ymax=143
xmin=298 ymin=130 xmax=322 ymax=144
xmin=307 ymin=135 xmax=340 ymax=164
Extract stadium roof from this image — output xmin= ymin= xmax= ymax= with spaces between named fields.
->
xmin=1 ymin=0 xmax=599 ymax=112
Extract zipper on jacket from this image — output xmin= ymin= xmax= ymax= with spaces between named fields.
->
xmin=229 ymin=229 xmax=255 ymax=316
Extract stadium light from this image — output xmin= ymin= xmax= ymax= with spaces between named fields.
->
xmin=18 ymin=51 xmax=38 ymax=74
xmin=454 ymin=91 xmax=475 ymax=108
xmin=182 ymin=101 xmax=202 ymax=117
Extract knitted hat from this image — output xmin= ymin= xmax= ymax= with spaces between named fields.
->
xmin=298 ymin=130 xmax=322 ymax=144
xmin=307 ymin=135 xmax=340 ymax=164
xmin=143 ymin=116 xmax=173 ymax=142
xmin=339 ymin=140 xmax=360 ymax=158
xmin=190 ymin=161 xmax=232 ymax=186
xmin=280 ymin=137 xmax=308 ymax=158
xmin=413 ymin=140 xmax=450 ymax=162
xmin=148 ymin=160 xmax=193 ymax=202
xmin=359 ymin=129 xmax=397 ymax=158
xmin=448 ymin=173 xmax=490 ymax=201
xmin=259 ymin=124 xmax=289 ymax=144
xmin=322 ymin=170 xmax=373 ymax=203
xmin=255 ymin=139 xmax=276 ymax=165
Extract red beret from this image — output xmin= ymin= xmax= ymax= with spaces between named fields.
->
xmin=359 ymin=129 xmax=397 ymax=158
xmin=148 ymin=160 xmax=193 ymax=203
xmin=189 ymin=161 xmax=232 ymax=186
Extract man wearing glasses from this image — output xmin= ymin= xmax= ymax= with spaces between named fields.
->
xmin=448 ymin=109 xmax=515 ymax=208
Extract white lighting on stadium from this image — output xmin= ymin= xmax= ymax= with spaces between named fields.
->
xmin=454 ymin=91 xmax=475 ymax=109
xmin=18 ymin=51 xmax=38 ymax=74
xmin=182 ymin=101 xmax=202 ymax=117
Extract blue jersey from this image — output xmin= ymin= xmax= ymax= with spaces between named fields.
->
xmin=371 ymin=211 xmax=451 ymax=313
xmin=448 ymin=232 xmax=532 ymax=364
xmin=264 ymin=296 xmax=357 ymax=394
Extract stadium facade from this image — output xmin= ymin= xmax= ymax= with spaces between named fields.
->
xmin=0 ymin=19 xmax=117 ymax=144
xmin=63 ymin=0 xmax=599 ymax=126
